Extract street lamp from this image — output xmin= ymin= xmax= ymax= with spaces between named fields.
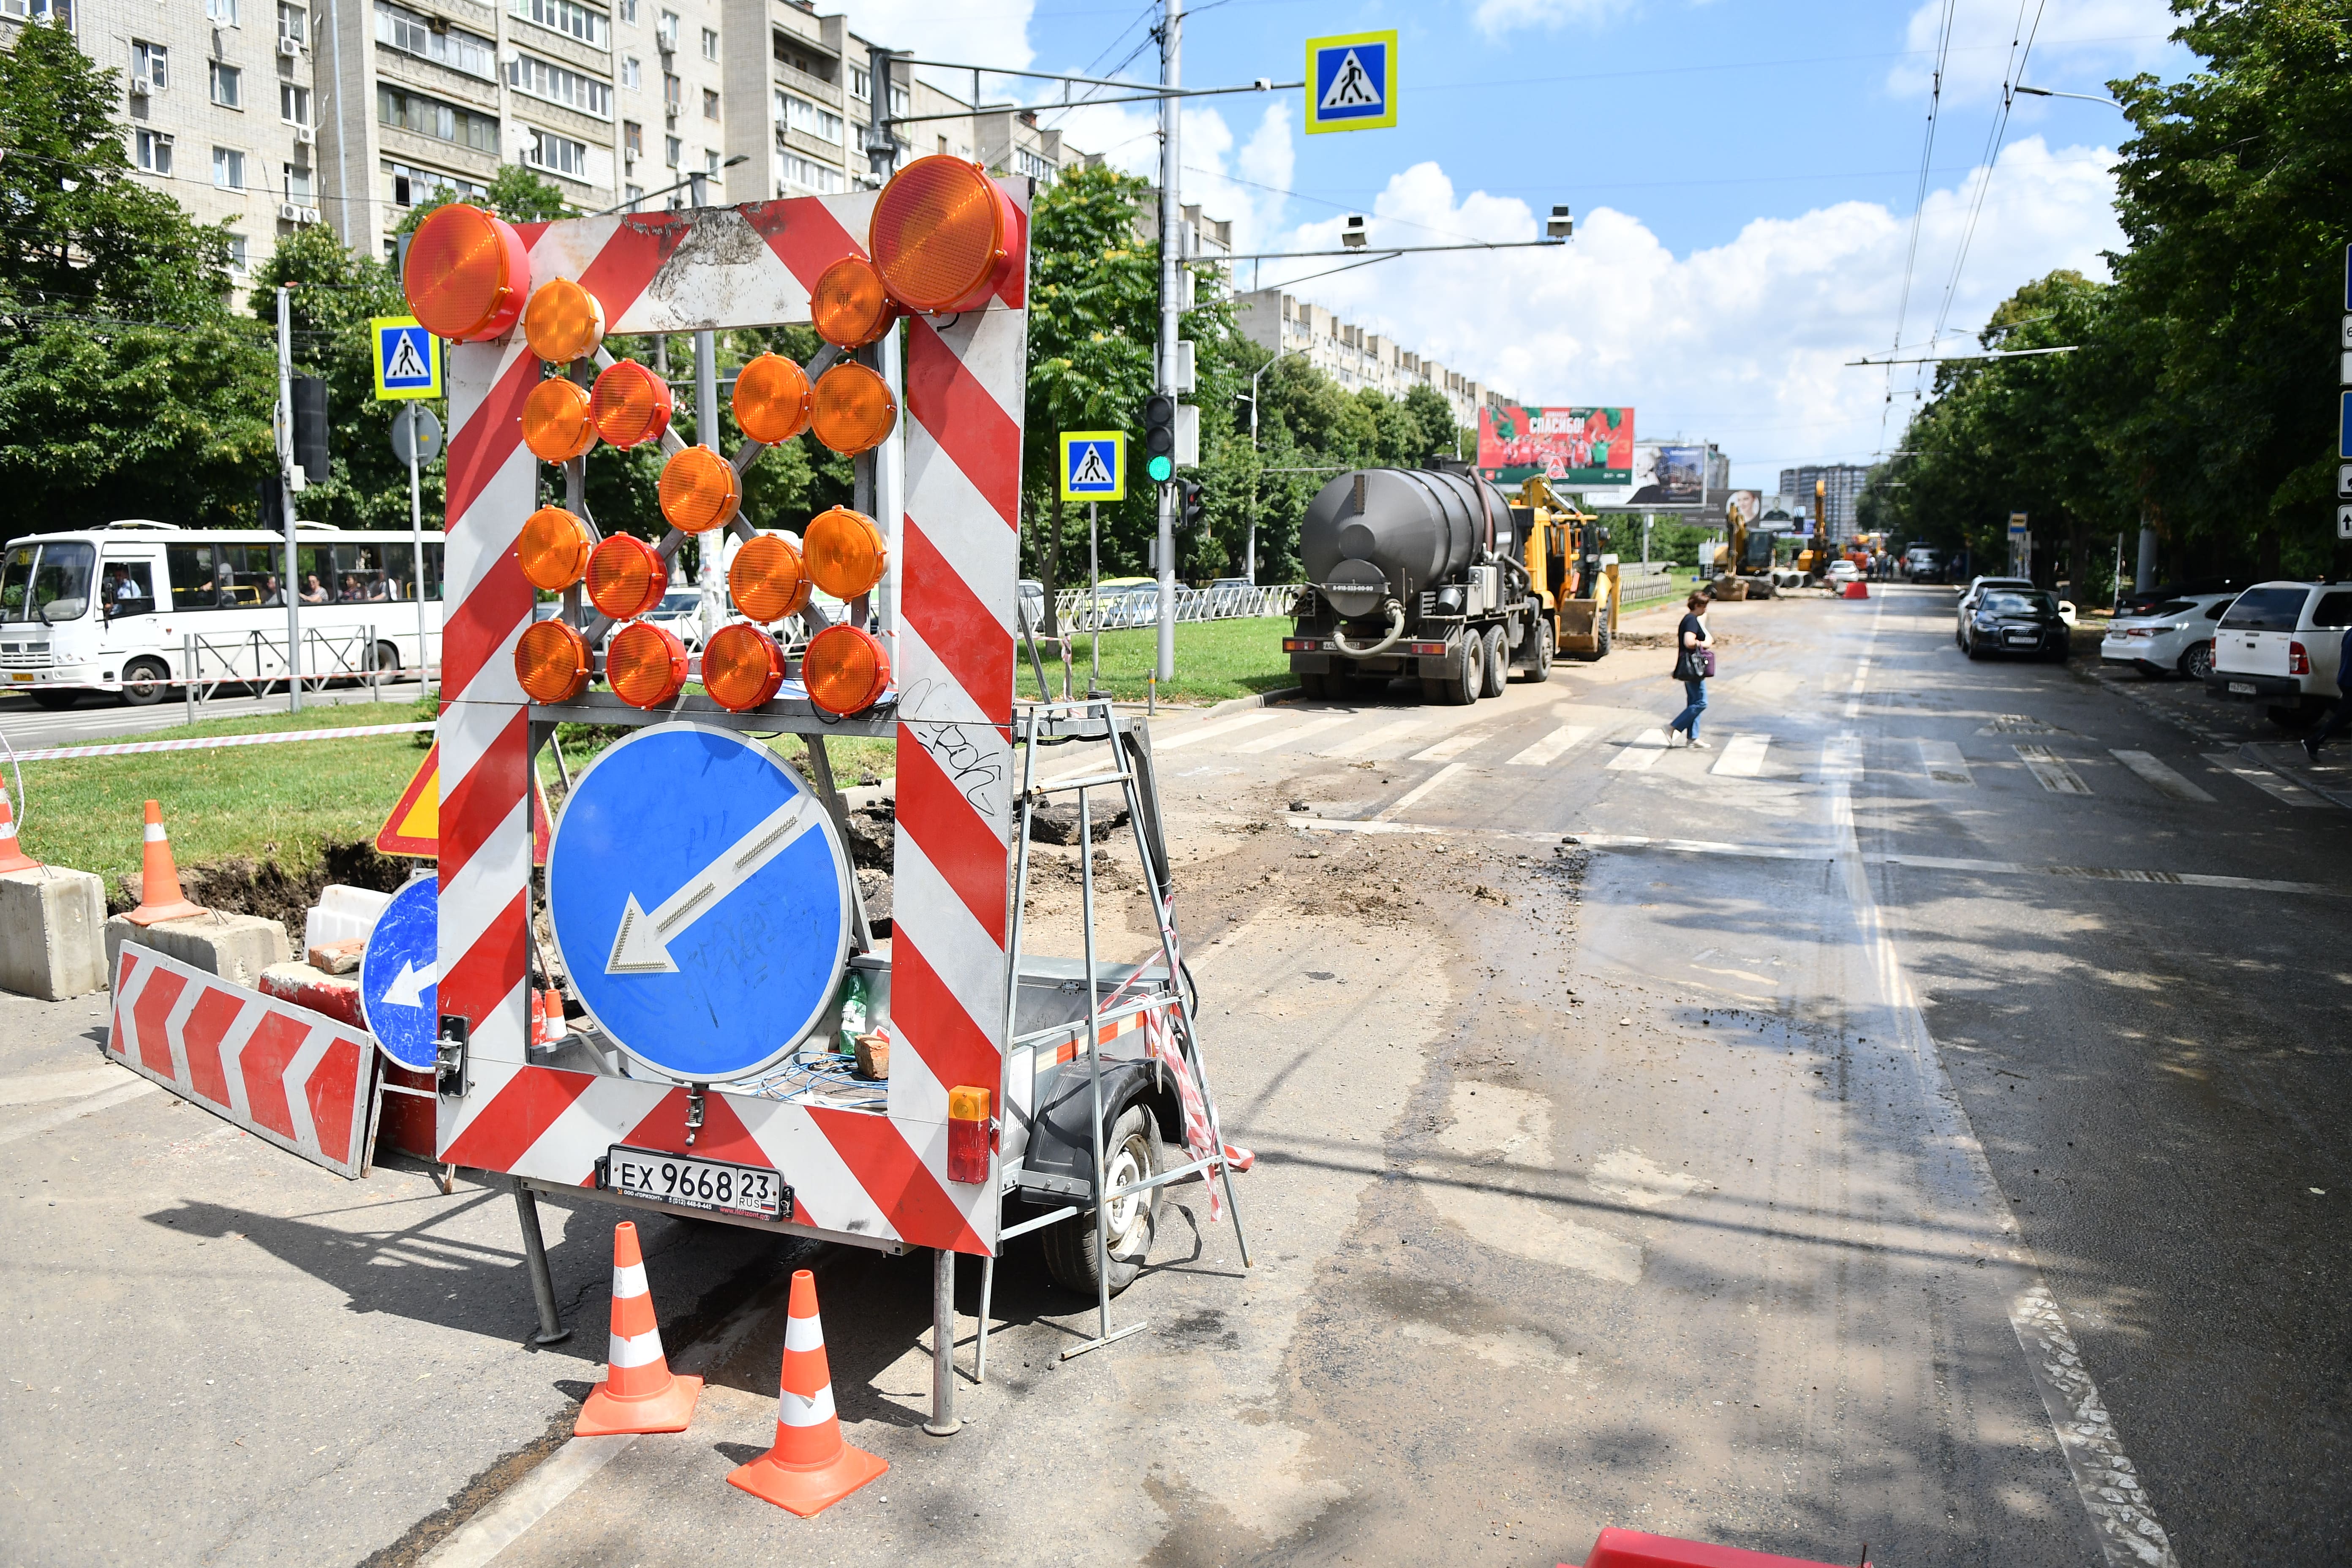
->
xmin=2013 ymin=85 xmax=2123 ymax=109
xmin=1340 ymin=215 xmax=1367 ymax=250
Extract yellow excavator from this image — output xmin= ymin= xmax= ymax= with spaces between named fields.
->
xmin=1512 ymin=476 xmax=1619 ymax=659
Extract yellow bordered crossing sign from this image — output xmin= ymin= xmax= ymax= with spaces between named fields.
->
xmin=371 ymin=315 xmax=442 ymax=401
xmin=1305 ymin=30 xmax=1396 ymax=135
xmin=1059 ymin=431 xmax=1125 ymax=501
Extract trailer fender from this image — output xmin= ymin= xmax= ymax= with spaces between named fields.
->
xmin=1013 ymin=1058 xmax=1182 ymax=1203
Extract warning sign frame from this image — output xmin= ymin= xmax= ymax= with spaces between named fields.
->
xmin=1058 ymin=430 xmax=1126 ymax=501
xmin=370 ymin=315 xmax=442 ymax=402
xmin=376 ymin=741 xmax=550 ymax=863
xmin=1305 ymin=30 xmax=1396 ymax=135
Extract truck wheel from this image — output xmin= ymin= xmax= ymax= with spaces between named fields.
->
xmin=118 ymin=658 xmax=170 ymax=706
xmin=1041 ymin=1104 xmax=1165 ymax=1299
xmin=1516 ymin=618 xmax=1554 ymax=681
xmin=1478 ymin=626 xmax=1506 ymax=698
xmin=1423 ymin=645 xmax=1478 ymax=706
xmin=1298 ymin=672 xmax=1332 ymax=700
xmin=1589 ymin=614 xmax=1613 ymax=661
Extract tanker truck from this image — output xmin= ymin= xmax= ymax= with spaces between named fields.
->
xmin=1283 ymin=460 xmax=1593 ymax=705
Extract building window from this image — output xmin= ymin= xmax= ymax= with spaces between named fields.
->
xmin=774 ymin=150 xmax=841 ymax=194
xmin=375 ymin=3 xmax=496 ymax=78
xmin=523 ymin=127 xmax=590 ymax=178
xmin=212 ymin=146 xmax=246 ymax=188
xmin=510 ymin=0 xmax=608 ymax=50
xmin=889 ymin=82 xmax=906 ymax=116
xmin=620 ymin=55 xmax=640 ymax=90
xmin=378 ymin=83 xmax=500 ymax=152
xmin=663 ymin=133 xmax=680 ymax=167
xmin=1015 ymin=147 xmax=1050 ymax=183
xmin=776 ymin=91 xmax=841 ymax=142
xmin=227 ymin=231 xmax=248 ymax=269
xmin=280 ymin=82 xmax=309 ymax=124
xmin=699 ymin=24 xmax=715 ymax=59
xmin=849 ymin=64 xmax=866 ymax=99
xmin=623 ymin=119 xmax=641 ymax=156
xmin=133 ymin=127 xmax=173 ymax=173
xmin=509 ymin=53 xmax=613 ymax=118
xmin=208 ymin=61 xmax=241 ymax=109
xmin=624 ymin=182 xmax=643 ymax=207
xmin=662 ymin=71 xmax=680 ymax=112
xmin=276 ymin=2 xmax=304 ymax=42
xmin=384 ymin=158 xmax=485 ymax=206
xmin=131 ymin=40 xmax=167 ymax=90
xmin=704 ymin=146 xmax=718 ymax=173
xmin=206 ymin=0 xmax=239 ymax=26
xmin=282 ymin=162 xmax=313 ymax=201
xmin=615 ymin=0 xmax=634 ymax=21
xmin=700 ymin=87 xmax=717 ymax=120
xmin=656 ymin=9 xmax=677 ymax=49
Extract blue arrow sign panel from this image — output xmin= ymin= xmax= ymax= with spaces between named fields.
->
xmin=547 ymin=723 xmax=855 ymax=1083
xmin=360 ymin=876 xmax=441 ymax=1070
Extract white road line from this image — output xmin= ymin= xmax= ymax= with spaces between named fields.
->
xmin=1710 ymin=734 xmax=1770 ymax=777
xmin=2110 ymin=749 xmax=2215 ymax=803
xmin=0 ymin=1065 xmax=136 ymax=1106
xmin=1377 ymin=762 xmax=1467 ymax=819
xmin=416 ymin=1434 xmax=640 ymax=1568
xmin=2202 ymin=751 xmax=2327 ymax=808
xmin=1918 ymin=739 xmax=1974 ymax=786
xmin=1506 ymin=724 xmax=1594 ymax=767
xmin=1411 ymin=729 xmax=1492 ymax=762
xmin=0 ymin=1078 xmax=160 ymax=1148
xmin=1605 ymin=729 xmax=1670 ymax=771
xmin=1819 ymin=733 xmax=1863 ymax=784
xmin=1153 ymin=710 xmax=1281 ymax=751
xmin=2015 ymin=744 xmax=2092 ymax=795
xmin=1232 ymin=713 xmax=1352 ymax=754
xmin=1321 ymin=716 xmax=1434 ymax=758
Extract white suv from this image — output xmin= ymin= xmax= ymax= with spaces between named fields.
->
xmin=2206 ymin=580 xmax=2352 ymax=728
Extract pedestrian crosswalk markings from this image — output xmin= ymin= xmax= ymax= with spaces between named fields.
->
xmin=1320 ymin=50 xmax=1380 ymax=109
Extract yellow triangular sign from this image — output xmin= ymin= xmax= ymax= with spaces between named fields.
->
xmin=375 ymin=741 xmax=552 ymax=865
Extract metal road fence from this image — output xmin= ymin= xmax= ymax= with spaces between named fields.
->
xmin=180 ymin=626 xmax=387 ymax=724
xmin=1617 ymin=562 xmax=1684 ymax=608
xmin=1041 ymin=583 xmax=1305 ymax=632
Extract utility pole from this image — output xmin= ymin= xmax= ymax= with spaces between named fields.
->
xmin=275 ymin=285 xmax=304 ymax=713
xmin=1154 ymin=0 xmax=1182 ymax=682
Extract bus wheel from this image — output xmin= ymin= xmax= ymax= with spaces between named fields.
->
xmin=374 ymin=641 xmax=401 ymax=675
xmin=119 ymin=658 xmax=170 ymax=706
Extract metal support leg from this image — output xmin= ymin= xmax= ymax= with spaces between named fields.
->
xmin=975 ymin=1252 xmax=996 ymax=1384
xmin=924 ymin=1246 xmax=961 ymax=1435
xmin=512 ymin=1181 xmax=571 ymax=1345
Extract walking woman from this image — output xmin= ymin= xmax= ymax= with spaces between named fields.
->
xmin=1669 ymin=591 xmax=1714 ymax=749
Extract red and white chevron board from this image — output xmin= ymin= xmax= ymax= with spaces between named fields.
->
xmin=433 ymin=187 xmax=1026 ymax=1256
xmin=106 ymin=944 xmax=375 ymax=1178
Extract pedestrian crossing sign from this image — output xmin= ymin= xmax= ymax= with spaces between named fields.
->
xmin=371 ymin=315 xmax=442 ymax=401
xmin=1305 ymin=30 xmax=1395 ymax=134
xmin=1059 ymin=430 xmax=1125 ymax=501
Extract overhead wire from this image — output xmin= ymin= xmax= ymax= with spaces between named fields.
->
xmin=1925 ymin=0 xmax=2049 ymax=364
xmin=1881 ymin=0 xmax=1958 ymax=454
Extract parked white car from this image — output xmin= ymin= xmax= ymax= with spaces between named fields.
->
xmin=2099 ymin=591 xmax=2237 ymax=681
xmin=2205 ymin=580 xmax=2352 ymax=728
xmin=1825 ymin=560 xmax=1862 ymax=584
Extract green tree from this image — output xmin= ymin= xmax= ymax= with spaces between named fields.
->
xmin=396 ymin=163 xmax=577 ymax=237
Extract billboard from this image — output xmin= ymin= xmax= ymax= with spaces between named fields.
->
xmin=1477 ymin=406 xmax=1633 ymax=486
xmin=1726 ymin=490 xmax=1762 ymax=528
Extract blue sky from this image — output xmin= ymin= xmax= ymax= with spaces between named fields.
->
xmin=848 ymin=0 xmax=2193 ymax=488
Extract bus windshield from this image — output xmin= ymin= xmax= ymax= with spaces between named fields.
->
xmin=1 ymin=540 xmax=95 ymax=624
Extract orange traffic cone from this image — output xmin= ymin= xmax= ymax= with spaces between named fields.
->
xmin=0 ymin=781 xmax=38 ymax=874
xmin=575 ymin=1221 xmax=702 ymax=1435
xmin=124 ymin=800 xmax=203 ymax=925
xmin=726 ymin=1269 xmax=886 ymax=1516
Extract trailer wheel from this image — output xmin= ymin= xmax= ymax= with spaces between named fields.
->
xmin=1478 ymin=626 xmax=1506 ymax=698
xmin=1516 ymin=618 xmax=1554 ymax=682
xmin=1298 ymin=672 xmax=1333 ymax=700
xmin=1042 ymin=1103 xmax=1165 ymax=1299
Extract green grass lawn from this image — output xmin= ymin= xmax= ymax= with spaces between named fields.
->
xmin=1020 ymin=615 xmax=1294 ymax=705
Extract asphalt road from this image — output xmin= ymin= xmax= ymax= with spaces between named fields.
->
xmin=0 ymin=677 xmax=430 ymax=751
xmin=3 ymin=584 xmax=2344 ymax=1566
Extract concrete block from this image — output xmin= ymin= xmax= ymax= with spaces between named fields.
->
xmin=0 ymin=866 xmax=109 ymax=1000
xmin=104 ymin=912 xmax=291 ymax=990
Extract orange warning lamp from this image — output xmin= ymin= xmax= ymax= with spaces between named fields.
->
xmin=802 ymin=506 xmax=887 ymax=599
xmin=585 ymin=533 xmax=667 ymax=620
xmin=515 ymin=506 xmax=594 ymax=591
xmin=731 ymin=352 xmax=811 ymax=445
xmin=808 ymin=362 xmax=896 ymax=455
xmin=591 ymin=359 xmax=674 ymax=448
xmin=403 ymin=203 xmax=529 ymax=342
xmin=811 ymin=256 xmax=899 ymax=348
xmin=520 ymin=377 xmax=598 ymax=463
xmin=523 ymin=276 xmax=605 ymax=364
xmin=801 ymin=623 xmax=890 ymax=715
xmin=946 ymin=1086 xmax=993 ymax=1184
xmin=869 ymin=155 xmax=1017 ymax=315
xmin=658 ymin=445 xmax=741 ymax=535
xmin=701 ymin=623 xmax=787 ymax=711
xmin=728 ymin=533 xmax=809 ymax=623
xmin=606 ymin=620 xmax=689 ymax=709
xmin=514 ymin=618 xmax=591 ymax=704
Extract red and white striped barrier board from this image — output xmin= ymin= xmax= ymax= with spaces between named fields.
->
xmin=106 ymin=944 xmax=376 ymax=1178
xmin=435 ymin=186 xmax=1026 ymax=1255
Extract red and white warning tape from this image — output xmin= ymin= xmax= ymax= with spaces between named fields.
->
xmin=9 ymin=722 xmax=433 ymax=763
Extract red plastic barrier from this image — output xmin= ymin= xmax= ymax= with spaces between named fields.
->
xmin=259 ymin=962 xmax=365 ymax=1030
xmin=1571 ymin=1527 xmax=1867 ymax=1568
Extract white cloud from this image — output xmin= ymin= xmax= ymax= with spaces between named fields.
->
xmin=1029 ymin=94 xmax=1297 ymax=257
xmin=1887 ymin=0 xmax=2174 ymax=105
xmin=830 ymin=0 xmax=1036 ymax=82
xmin=1262 ymin=138 xmax=2122 ymax=484
xmin=1473 ymin=0 xmax=1637 ymax=40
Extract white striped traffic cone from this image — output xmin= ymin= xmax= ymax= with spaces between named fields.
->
xmin=574 ymin=1221 xmax=702 ymax=1435
xmin=0 ymin=781 xmax=36 ymax=874
xmin=726 ymin=1269 xmax=886 ymax=1516
xmin=124 ymin=800 xmax=203 ymax=924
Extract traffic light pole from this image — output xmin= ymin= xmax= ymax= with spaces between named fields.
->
xmin=1153 ymin=0 xmax=1182 ymax=683
xmin=276 ymin=284 xmax=304 ymax=713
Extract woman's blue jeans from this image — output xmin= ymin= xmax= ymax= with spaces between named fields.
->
xmin=1669 ymin=679 xmax=1707 ymax=739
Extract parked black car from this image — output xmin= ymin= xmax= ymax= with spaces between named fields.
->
xmin=1962 ymin=588 xmax=2069 ymax=661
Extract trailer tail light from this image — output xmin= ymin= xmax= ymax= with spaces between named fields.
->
xmin=2289 ymin=641 xmax=2310 ymax=675
xmin=522 ymin=276 xmax=605 ymax=364
xmin=801 ymin=624 xmax=890 ymax=715
xmin=701 ymin=623 xmax=786 ymax=711
xmin=869 ymin=155 xmax=1016 ymax=315
xmin=1282 ymin=638 xmax=1324 ymax=653
xmin=808 ymin=362 xmax=896 ymax=455
xmin=607 ymin=620 xmax=688 ymax=708
xmin=731 ymin=352 xmax=811 ymax=445
xmin=514 ymin=618 xmax=591 ymax=704
xmin=728 ymin=533 xmax=809 ymax=622
xmin=1405 ymin=641 xmax=1448 ymax=656
xmin=657 ymin=445 xmax=740 ymax=535
xmin=584 ymin=534 xmax=667 ymax=621
xmin=521 ymin=377 xmax=598 ymax=463
xmin=946 ymin=1085 xmax=993 ymax=1184
xmin=811 ymin=255 xmax=899 ymax=348
xmin=803 ymin=506 xmax=887 ymax=599
xmin=590 ymin=359 xmax=674 ymax=448
xmin=516 ymin=505 xmax=593 ymax=590
xmin=403 ymin=203 xmax=528 ymax=342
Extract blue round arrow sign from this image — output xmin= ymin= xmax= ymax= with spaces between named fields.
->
xmin=547 ymin=723 xmax=855 ymax=1082
xmin=360 ymin=875 xmax=441 ymax=1070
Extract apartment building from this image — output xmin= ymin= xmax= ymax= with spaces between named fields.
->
xmin=1234 ymin=288 xmax=1511 ymax=432
xmin=1777 ymin=463 xmax=1868 ymax=533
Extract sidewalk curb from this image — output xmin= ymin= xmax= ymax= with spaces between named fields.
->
xmin=2239 ymin=741 xmax=2352 ymax=811
xmin=1202 ymin=686 xmax=1303 ymax=719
